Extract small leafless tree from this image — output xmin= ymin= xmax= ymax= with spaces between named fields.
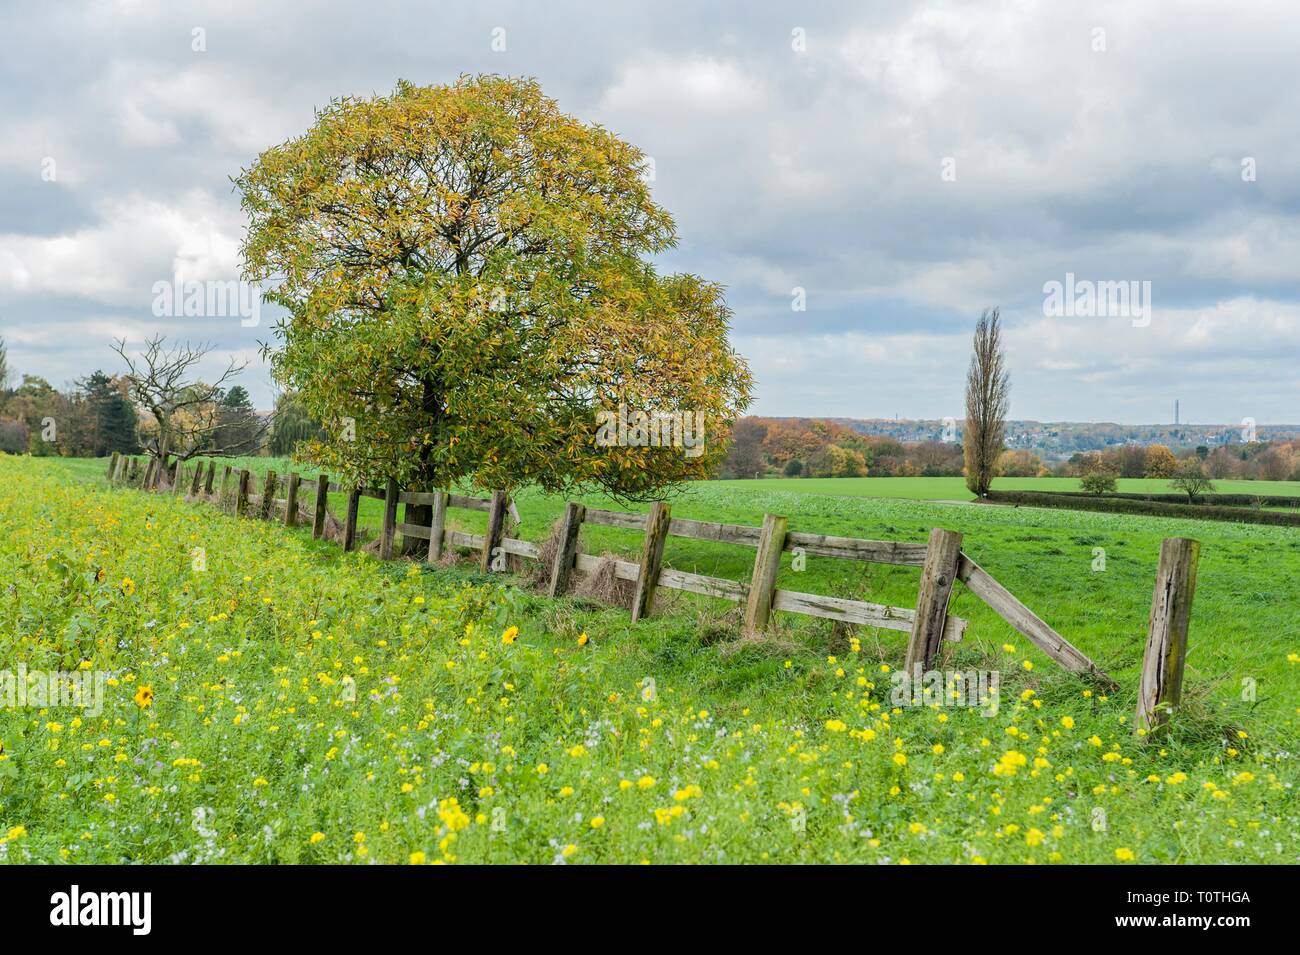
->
xmin=113 ymin=335 xmax=267 ymax=484
xmin=963 ymin=307 xmax=1010 ymax=496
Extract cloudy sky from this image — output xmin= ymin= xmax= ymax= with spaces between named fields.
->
xmin=3 ymin=0 xmax=1299 ymax=424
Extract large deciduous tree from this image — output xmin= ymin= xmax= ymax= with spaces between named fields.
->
xmin=963 ymin=307 xmax=1010 ymax=496
xmin=236 ymin=76 xmax=751 ymax=527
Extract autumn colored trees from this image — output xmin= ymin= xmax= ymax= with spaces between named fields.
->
xmin=237 ymin=76 xmax=751 ymax=509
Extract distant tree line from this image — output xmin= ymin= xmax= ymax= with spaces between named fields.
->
xmin=0 ymin=335 xmax=324 ymax=460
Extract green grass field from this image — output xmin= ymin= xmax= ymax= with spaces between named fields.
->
xmin=3 ymin=455 xmax=1295 ymax=863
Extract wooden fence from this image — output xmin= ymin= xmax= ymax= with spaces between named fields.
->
xmin=105 ymin=450 xmax=1134 ymax=688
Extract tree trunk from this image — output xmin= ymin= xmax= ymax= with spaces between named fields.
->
xmin=400 ymin=375 xmax=443 ymax=557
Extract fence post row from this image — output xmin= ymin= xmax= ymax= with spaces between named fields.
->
xmin=1135 ymin=537 xmax=1200 ymax=735
xmin=904 ymin=528 xmax=964 ymax=671
xmin=104 ymin=466 xmax=1187 ymax=696
xmin=631 ymin=501 xmax=672 ymax=622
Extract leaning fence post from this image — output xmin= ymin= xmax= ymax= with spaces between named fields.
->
xmin=203 ymin=461 xmax=216 ymax=496
xmin=342 ymin=486 xmax=361 ymax=552
xmin=312 ymin=474 xmax=329 ymax=539
xmin=380 ymin=478 xmax=399 ymax=559
xmin=427 ymin=490 xmax=448 ymax=563
xmin=548 ymin=502 xmax=586 ymax=598
xmin=904 ymin=528 xmax=964 ymax=671
xmin=284 ymin=472 xmax=301 ymax=527
xmin=189 ymin=461 xmax=204 ymax=496
xmin=480 ymin=490 xmax=508 ymax=573
xmin=744 ymin=513 xmax=788 ymax=632
xmin=173 ymin=462 xmax=187 ymax=497
xmin=1135 ymin=537 xmax=1200 ymax=735
xmin=235 ymin=469 xmax=251 ymax=517
xmin=106 ymin=452 xmax=119 ymax=481
xmin=631 ymin=501 xmax=672 ymax=623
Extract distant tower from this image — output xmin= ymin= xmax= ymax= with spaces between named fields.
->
xmin=1175 ymin=399 xmax=1179 ymax=426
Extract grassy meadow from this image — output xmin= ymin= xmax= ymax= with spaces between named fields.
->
xmin=0 ymin=455 xmax=1295 ymax=863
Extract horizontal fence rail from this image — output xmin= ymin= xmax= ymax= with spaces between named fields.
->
xmin=103 ymin=452 xmax=1118 ymax=685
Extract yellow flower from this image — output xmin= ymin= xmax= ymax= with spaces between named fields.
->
xmin=1114 ymin=847 xmax=1135 ymax=862
xmin=577 ymin=632 xmax=589 ymax=646
xmin=825 ymin=719 xmax=847 ymax=732
xmin=590 ymin=816 xmax=605 ymax=828
xmin=309 ymin=832 xmax=325 ymax=844
xmin=1025 ymin=828 xmax=1045 ymax=847
xmin=133 ymin=686 xmax=154 ymax=708
xmin=501 ymin=626 xmax=519 ymax=645
xmin=409 ymin=851 xmax=426 ymax=864
xmin=120 ymin=578 xmax=135 ymax=596
xmin=1060 ymin=716 xmax=1074 ymax=729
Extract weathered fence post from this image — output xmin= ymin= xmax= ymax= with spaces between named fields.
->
xmin=284 ymin=472 xmax=301 ymax=527
xmin=1135 ymin=537 xmax=1200 ymax=735
xmin=631 ymin=501 xmax=672 ymax=622
xmin=548 ymin=502 xmax=586 ymax=598
xmin=219 ymin=465 xmax=232 ymax=504
xmin=203 ymin=461 xmax=216 ymax=496
xmin=107 ymin=452 xmax=119 ymax=480
xmin=235 ymin=469 xmax=251 ymax=517
xmin=258 ymin=470 xmax=278 ymax=520
xmin=744 ymin=513 xmax=788 ymax=632
xmin=127 ymin=458 xmax=139 ymax=484
xmin=904 ymin=528 xmax=964 ymax=671
xmin=143 ymin=457 xmax=157 ymax=490
xmin=312 ymin=475 xmax=329 ymax=539
xmin=173 ymin=463 xmax=186 ymax=497
xmin=480 ymin=490 xmax=508 ymax=573
xmin=380 ymin=478 xmax=399 ymax=559
xmin=342 ymin=486 xmax=361 ymax=552
xmin=189 ymin=461 xmax=204 ymax=496
xmin=427 ymin=490 xmax=448 ymax=563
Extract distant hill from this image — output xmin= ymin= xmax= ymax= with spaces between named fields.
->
xmin=820 ymin=418 xmax=1300 ymax=462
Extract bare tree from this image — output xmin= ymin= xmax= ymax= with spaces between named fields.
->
xmin=112 ymin=335 xmax=266 ymax=485
xmin=963 ymin=307 xmax=1010 ymax=496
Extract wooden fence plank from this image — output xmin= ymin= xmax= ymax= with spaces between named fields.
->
xmin=380 ymin=478 xmax=399 ymax=559
xmin=427 ymin=491 xmax=447 ymax=563
xmin=500 ymin=537 xmax=539 ymax=559
xmin=575 ymin=552 xmax=639 ymax=581
xmin=480 ymin=490 xmax=507 ymax=573
xmin=446 ymin=530 xmax=485 ymax=551
xmin=660 ymin=567 xmax=748 ymax=602
xmin=586 ymin=508 xmax=649 ymax=530
xmin=342 ymin=486 xmax=361 ymax=552
xmin=956 ymin=554 xmax=1115 ymax=687
xmin=783 ymin=532 xmax=929 ymax=566
xmin=547 ymin=502 xmax=586 ymax=598
xmin=1135 ymin=538 xmax=1200 ymax=734
xmin=904 ymin=528 xmax=963 ymax=670
xmin=312 ymin=474 xmax=329 ymax=539
xmin=744 ymin=513 xmax=788 ymax=632
xmin=631 ymin=502 xmax=671 ymax=622
xmin=396 ymin=521 xmax=432 ymax=540
xmin=669 ymin=517 xmax=762 ymax=546
xmin=772 ymin=589 xmax=966 ymax=641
